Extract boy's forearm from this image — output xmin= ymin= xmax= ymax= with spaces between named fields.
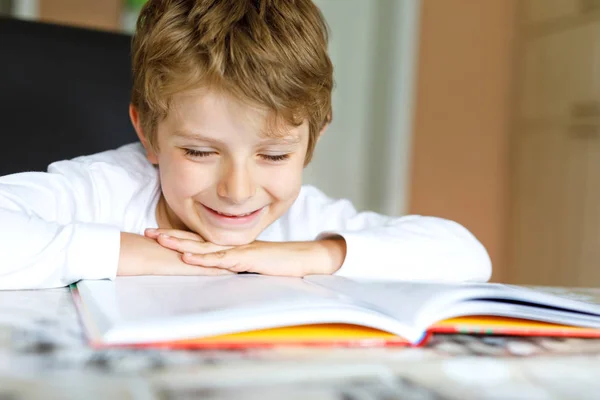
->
xmin=119 ymin=232 xmax=158 ymax=276
xmin=118 ymin=232 xmax=183 ymax=276
xmin=313 ymin=237 xmax=346 ymax=275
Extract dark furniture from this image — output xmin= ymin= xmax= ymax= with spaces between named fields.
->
xmin=0 ymin=17 xmax=136 ymax=176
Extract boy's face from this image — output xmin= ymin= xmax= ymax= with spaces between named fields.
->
xmin=133 ymin=90 xmax=310 ymax=246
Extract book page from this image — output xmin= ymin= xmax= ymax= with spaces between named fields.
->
xmin=80 ymin=275 xmax=350 ymax=322
xmin=304 ymin=275 xmax=492 ymax=326
xmin=77 ymin=275 xmax=430 ymax=344
xmin=305 ymin=276 xmax=600 ymax=329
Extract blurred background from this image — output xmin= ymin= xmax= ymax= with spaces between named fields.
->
xmin=1 ymin=0 xmax=599 ymax=287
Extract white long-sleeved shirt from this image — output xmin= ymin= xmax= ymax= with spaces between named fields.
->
xmin=0 ymin=143 xmax=491 ymax=290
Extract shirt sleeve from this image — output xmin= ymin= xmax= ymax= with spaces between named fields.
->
xmin=291 ymin=186 xmax=492 ymax=282
xmin=0 ymin=162 xmax=121 ymax=290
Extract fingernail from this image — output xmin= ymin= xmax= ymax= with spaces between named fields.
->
xmin=160 ymin=234 xmax=170 ymax=239
xmin=145 ymin=228 xmax=157 ymax=233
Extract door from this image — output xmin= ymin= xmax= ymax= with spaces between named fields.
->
xmin=510 ymin=0 xmax=600 ymax=286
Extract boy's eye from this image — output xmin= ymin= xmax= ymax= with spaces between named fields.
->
xmin=184 ymin=149 xmax=215 ymax=158
xmin=183 ymin=149 xmax=289 ymax=162
xmin=260 ymin=154 xmax=290 ymax=162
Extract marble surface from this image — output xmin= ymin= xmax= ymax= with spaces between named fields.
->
xmin=2 ymin=287 xmax=600 ymax=399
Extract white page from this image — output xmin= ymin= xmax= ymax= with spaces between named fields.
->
xmin=305 ymin=276 xmax=600 ymax=329
xmin=77 ymin=275 xmax=425 ymax=344
xmin=79 ymin=275 xmax=349 ymax=324
xmin=305 ymin=275 xmax=500 ymax=328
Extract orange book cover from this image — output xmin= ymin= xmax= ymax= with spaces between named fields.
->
xmin=115 ymin=318 xmax=600 ymax=350
xmin=431 ymin=316 xmax=600 ymax=338
xmin=95 ymin=324 xmax=427 ymax=350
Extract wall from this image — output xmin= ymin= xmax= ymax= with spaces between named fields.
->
xmin=39 ymin=0 xmax=121 ymax=31
xmin=408 ymin=0 xmax=518 ymax=282
xmin=305 ymin=0 xmax=420 ymax=215
xmin=9 ymin=0 xmax=121 ymax=31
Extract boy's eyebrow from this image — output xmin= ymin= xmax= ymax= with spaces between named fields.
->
xmin=172 ymin=130 xmax=223 ymax=144
xmin=260 ymin=136 xmax=302 ymax=145
xmin=172 ymin=130 xmax=302 ymax=145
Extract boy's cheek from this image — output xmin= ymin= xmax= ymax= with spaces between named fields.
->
xmin=263 ymin=165 xmax=303 ymax=192
xmin=263 ymin=179 xmax=303 ymax=207
xmin=160 ymin=161 xmax=215 ymax=194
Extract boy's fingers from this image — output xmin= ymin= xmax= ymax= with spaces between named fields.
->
xmin=182 ymin=250 xmax=242 ymax=271
xmin=145 ymin=228 xmax=203 ymax=241
xmin=182 ymin=250 xmax=255 ymax=274
xmin=157 ymin=235 xmax=234 ymax=254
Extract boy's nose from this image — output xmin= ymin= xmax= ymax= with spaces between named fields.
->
xmin=217 ymin=162 xmax=256 ymax=204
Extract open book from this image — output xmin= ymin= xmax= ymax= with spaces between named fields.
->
xmin=72 ymin=275 xmax=600 ymax=348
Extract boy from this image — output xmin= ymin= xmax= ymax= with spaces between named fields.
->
xmin=0 ymin=0 xmax=491 ymax=290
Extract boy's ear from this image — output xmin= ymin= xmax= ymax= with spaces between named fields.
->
xmin=318 ymin=123 xmax=329 ymax=141
xmin=129 ymin=104 xmax=158 ymax=164
xmin=317 ymin=116 xmax=331 ymax=142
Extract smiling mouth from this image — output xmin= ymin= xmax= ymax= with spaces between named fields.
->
xmin=202 ymin=204 xmax=262 ymax=218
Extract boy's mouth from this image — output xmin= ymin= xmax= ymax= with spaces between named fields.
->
xmin=207 ymin=207 xmax=259 ymax=217
xmin=200 ymin=204 xmax=264 ymax=225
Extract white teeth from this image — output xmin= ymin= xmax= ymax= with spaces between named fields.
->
xmin=216 ymin=210 xmax=253 ymax=217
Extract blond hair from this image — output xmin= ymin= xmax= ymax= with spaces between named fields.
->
xmin=131 ymin=0 xmax=333 ymax=164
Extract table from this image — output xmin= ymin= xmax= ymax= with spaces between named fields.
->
xmin=2 ymin=286 xmax=600 ymax=399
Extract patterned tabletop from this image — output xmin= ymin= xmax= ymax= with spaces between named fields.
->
xmin=2 ymin=286 xmax=600 ymax=400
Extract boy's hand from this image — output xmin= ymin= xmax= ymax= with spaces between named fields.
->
xmin=117 ymin=232 xmax=234 ymax=276
xmin=144 ymin=228 xmax=346 ymax=277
